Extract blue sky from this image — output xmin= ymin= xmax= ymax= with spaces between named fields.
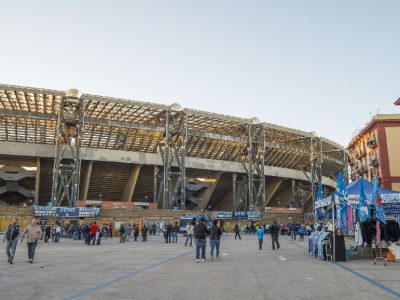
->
xmin=0 ymin=1 xmax=399 ymax=146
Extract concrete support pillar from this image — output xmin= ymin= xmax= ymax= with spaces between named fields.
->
xmin=121 ymin=165 xmax=142 ymax=202
xmin=197 ymin=172 xmax=222 ymax=210
xmin=81 ymin=161 xmax=93 ymax=202
xmin=34 ymin=157 xmax=40 ymax=205
xmin=265 ymin=178 xmax=284 ymax=206
xmin=232 ymin=173 xmax=237 ymax=210
xmin=154 ymin=166 xmax=159 ymax=204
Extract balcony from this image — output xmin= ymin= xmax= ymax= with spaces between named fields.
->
xmin=369 ymin=155 xmax=379 ymax=167
xmin=367 ymin=137 xmax=378 ymax=149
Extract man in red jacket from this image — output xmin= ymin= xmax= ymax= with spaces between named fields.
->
xmin=90 ymin=222 xmax=99 ymax=245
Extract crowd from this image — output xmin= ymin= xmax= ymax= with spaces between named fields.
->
xmin=2 ymin=217 xmax=319 ymax=265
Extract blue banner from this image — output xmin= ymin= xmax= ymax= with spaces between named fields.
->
xmin=372 ymin=177 xmax=386 ymax=224
xmin=316 ymin=183 xmax=323 ymax=201
xmin=33 ymin=206 xmax=101 ymax=218
xmin=335 ymin=171 xmax=348 ymax=232
xmin=358 ymin=177 xmax=370 ymax=222
xmin=316 ymin=206 xmax=332 ymax=220
xmin=216 ymin=211 xmax=262 ymax=220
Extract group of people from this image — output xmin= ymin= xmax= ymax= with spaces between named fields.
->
xmin=119 ymin=223 xmax=148 ymax=243
xmin=255 ymin=220 xmax=281 ymax=250
xmin=2 ymin=216 xmax=317 ymax=265
xmin=2 ymin=218 xmax=43 ymax=264
xmin=192 ymin=217 xmax=222 ymax=262
xmin=162 ymin=222 xmax=180 ymax=243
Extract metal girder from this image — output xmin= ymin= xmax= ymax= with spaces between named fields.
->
xmin=51 ymin=89 xmax=84 ymax=207
xmin=238 ymin=123 xmax=266 ymax=211
xmin=308 ymin=136 xmax=323 ymax=216
xmin=157 ymin=109 xmax=187 ymax=210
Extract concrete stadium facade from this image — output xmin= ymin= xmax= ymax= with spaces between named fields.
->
xmin=0 ymin=84 xmax=347 ymax=212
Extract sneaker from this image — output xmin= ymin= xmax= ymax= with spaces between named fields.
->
xmin=201 ymin=259 xmax=205 ymax=262
xmin=195 ymin=259 xmax=200 ymax=263
xmin=210 ymin=257 xmax=214 ymax=261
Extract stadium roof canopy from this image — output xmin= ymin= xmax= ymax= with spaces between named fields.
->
xmin=0 ymin=84 xmax=345 ymax=178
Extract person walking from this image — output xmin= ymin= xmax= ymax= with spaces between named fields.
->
xmin=83 ymin=223 xmax=91 ymax=245
xmin=270 ymin=220 xmax=280 ymax=250
xmin=234 ymin=222 xmax=242 ymax=240
xmin=55 ymin=223 xmax=61 ymax=242
xmin=90 ymin=222 xmax=99 ymax=245
xmin=209 ymin=219 xmax=222 ymax=261
xmin=2 ymin=218 xmax=20 ymax=264
xmin=133 ymin=224 xmax=139 ymax=242
xmin=72 ymin=223 xmax=79 ymax=240
xmin=290 ymin=221 xmax=297 ymax=242
xmin=43 ymin=224 xmax=51 ymax=243
xmin=141 ymin=224 xmax=148 ymax=242
xmin=109 ymin=223 xmax=113 ymax=238
xmin=119 ymin=224 xmax=126 ymax=243
xmin=184 ymin=220 xmax=195 ymax=247
xmin=257 ymin=225 xmax=264 ymax=250
xmin=125 ymin=224 xmax=132 ymax=242
xmin=194 ymin=217 xmax=208 ymax=263
xmin=172 ymin=222 xmax=179 ymax=243
xmin=21 ymin=219 xmax=43 ymax=263
xmin=298 ymin=225 xmax=305 ymax=242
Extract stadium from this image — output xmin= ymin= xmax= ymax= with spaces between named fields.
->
xmin=0 ymin=84 xmax=346 ymax=213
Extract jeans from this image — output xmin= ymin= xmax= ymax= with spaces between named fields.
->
xmin=185 ymin=234 xmax=193 ymax=246
xmin=73 ymin=231 xmax=79 ymax=240
xmin=210 ymin=239 xmax=220 ymax=258
xmin=291 ymin=232 xmax=296 ymax=241
xmin=164 ymin=232 xmax=168 ymax=243
xmin=172 ymin=232 xmax=178 ymax=243
xmin=272 ymin=235 xmax=280 ymax=250
xmin=90 ymin=233 xmax=96 ymax=245
xmin=196 ymin=239 xmax=206 ymax=259
xmin=235 ymin=232 xmax=241 ymax=239
xmin=27 ymin=241 xmax=38 ymax=260
xmin=258 ymin=239 xmax=263 ymax=250
xmin=6 ymin=239 xmax=18 ymax=263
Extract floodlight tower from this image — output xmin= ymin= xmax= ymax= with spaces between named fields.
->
xmin=51 ymin=88 xmax=84 ymax=207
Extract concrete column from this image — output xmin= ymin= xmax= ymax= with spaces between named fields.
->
xmin=197 ymin=172 xmax=222 ymax=210
xmin=34 ymin=157 xmax=40 ymax=205
xmin=265 ymin=178 xmax=284 ymax=206
xmin=153 ymin=166 xmax=159 ymax=204
xmin=81 ymin=161 xmax=93 ymax=202
xmin=232 ymin=173 xmax=237 ymax=210
xmin=121 ymin=165 xmax=142 ymax=202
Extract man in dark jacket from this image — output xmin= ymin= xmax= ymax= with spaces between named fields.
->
xmin=270 ymin=220 xmax=280 ymax=250
xmin=209 ymin=219 xmax=222 ymax=260
xmin=194 ymin=217 xmax=208 ymax=263
xmin=290 ymin=221 xmax=297 ymax=241
xmin=2 ymin=218 xmax=20 ymax=264
xmin=234 ymin=222 xmax=242 ymax=240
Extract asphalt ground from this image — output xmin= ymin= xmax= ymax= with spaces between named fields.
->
xmin=0 ymin=233 xmax=399 ymax=300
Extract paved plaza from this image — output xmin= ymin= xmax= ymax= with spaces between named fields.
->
xmin=1 ymin=234 xmax=399 ymax=300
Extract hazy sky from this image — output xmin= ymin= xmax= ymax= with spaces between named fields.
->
xmin=1 ymin=1 xmax=399 ymax=146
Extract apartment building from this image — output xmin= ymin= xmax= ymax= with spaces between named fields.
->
xmin=347 ymin=114 xmax=400 ymax=191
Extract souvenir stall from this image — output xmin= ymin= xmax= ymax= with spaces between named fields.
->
xmin=312 ymin=181 xmax=348 ymax=262
xmin=352 ymin=178 xmax=400 ymax=263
